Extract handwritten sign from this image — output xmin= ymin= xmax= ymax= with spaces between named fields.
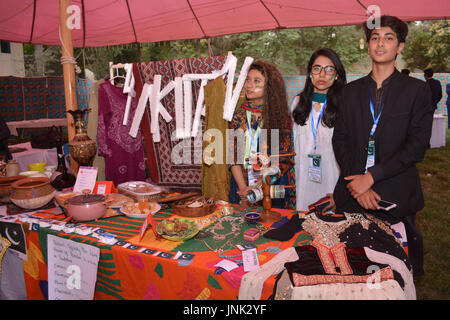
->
xmin=73 ymin=166 xmax=98 ymax=193
xmin=47 ymin=234 xmax=100 ymax=300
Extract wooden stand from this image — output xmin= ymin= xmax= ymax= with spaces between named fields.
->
xmin=258 ymin=153 xmax=296 ymax=223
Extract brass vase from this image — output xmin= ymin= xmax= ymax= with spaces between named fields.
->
xmin=67 ymin=109 xmax=97 ymax=167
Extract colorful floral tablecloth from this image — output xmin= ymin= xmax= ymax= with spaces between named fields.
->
xmin=20 ymin=204 xmax=312 ymax=300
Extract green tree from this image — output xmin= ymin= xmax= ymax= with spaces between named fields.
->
xmin=403 ymin=20 xmax=450 ymax=72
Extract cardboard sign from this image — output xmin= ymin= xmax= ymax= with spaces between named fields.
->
xmin=47 ymin=235 xmax=100 ymax=300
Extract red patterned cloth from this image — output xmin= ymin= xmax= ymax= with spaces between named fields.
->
xmin=132 ymin=56 xmax=226 ymax=191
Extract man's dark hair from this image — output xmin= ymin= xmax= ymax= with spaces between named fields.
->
xmin=401 ymin=69 xmax=410 ymax=75
xmin=363 ymin=15 xmax=409 ymax=43
xmin=424 ymin=68 xmax=434 ymax=78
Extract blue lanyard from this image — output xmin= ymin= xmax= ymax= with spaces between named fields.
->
xmin=311 ymin=100 xmax=326 ymax=153
xmin=369 ymin=99 xmax=383 ymax=137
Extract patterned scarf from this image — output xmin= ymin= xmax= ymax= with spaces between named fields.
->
xmin=242 ymin=101 xmax=263 ymax=112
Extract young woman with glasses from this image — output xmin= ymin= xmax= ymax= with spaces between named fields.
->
xmin=291 ymin=48 xmax=347 ymax=211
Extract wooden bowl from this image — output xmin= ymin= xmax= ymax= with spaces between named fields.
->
xmin=173 ymin=196 xmax=216 ymax=218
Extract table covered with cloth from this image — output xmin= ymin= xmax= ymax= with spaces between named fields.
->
xmin=17 ymin=204 xmax=312 ymax=300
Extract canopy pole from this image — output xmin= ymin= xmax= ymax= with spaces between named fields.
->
xmin=59 ymin=0 xmax=79 ymax=174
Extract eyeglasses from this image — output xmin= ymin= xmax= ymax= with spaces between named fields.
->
xmin=311 ymin=65 xmax=336 ymax=75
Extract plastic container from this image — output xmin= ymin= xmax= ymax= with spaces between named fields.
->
xmin=117 ymin=181 xmax=163 ymax=200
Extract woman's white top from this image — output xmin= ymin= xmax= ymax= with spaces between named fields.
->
xmin=291 ymin=96 xmax=340 ymax=211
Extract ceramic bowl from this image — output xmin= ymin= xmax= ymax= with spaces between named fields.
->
xmin=10 ymin=177 xmax=56 ymax=209
xmin=244 ymin=211 xmax=261 ymax=224
xmin=28 ymin=162 xmax=47 ymax=173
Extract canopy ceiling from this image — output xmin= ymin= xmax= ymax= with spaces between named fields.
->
xmin=0 ymin=0 xmax=448 ymax=47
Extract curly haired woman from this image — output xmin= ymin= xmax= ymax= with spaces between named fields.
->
xmin=228 ymin=60 xmax=293 ymax=208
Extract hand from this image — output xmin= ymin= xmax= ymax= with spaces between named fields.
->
xmin=322 ymin=193 xmax=336 ymax=213
xmin=344 ymin=172 xmax=374 ymax=199
xmin=355 ymin=189 xmax=381 ymax=210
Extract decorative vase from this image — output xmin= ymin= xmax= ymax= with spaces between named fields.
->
xmin=67 ymin=109 xmax=97 ymax=167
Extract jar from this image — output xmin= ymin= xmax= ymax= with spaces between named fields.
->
xmin=6 ymin=160 xmax=20 ymax=177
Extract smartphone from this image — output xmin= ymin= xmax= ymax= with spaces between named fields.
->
xmin=378 ymin=200 xmax=397 ymax=211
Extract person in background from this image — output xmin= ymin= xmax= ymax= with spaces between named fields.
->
xmin=447 ymin=82 xmax=450 ymax=129
xmin=332 ymin=15 xmax=433 ymax=277
xmin=229 ymin=60 xmax=293 ymax=208
xmin=0 ymin=116 xmax=12 ymax=162
xmin=424 ymin=68 xmax=442 ymax=113
xmin=401 ymin=68 xmax=410 ymax=76
xmin=291 ymin=48 xmax=347 ymax=212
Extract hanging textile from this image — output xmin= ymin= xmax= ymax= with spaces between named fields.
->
xmin=87 ymin=79 xmax=106 ymax=181
xmin=132 ymin=56 xmax=226 ymax=191
xmin=97 ymin=81 xmax=146 ymax=185
xmin=201 ymin=76 xmax=230 ymax=201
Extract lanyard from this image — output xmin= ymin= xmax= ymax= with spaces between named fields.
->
xmin=369 ymin=99 xmax=384 ymax=138
xmin=311 ymin=100 xmax=326 ymax=153
xmin=244 ymin=110 xmax=262 ymax=168
xmin=368 ymin=85 xmax=387 ymax=137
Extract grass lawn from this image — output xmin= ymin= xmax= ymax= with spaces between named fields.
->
xmin=414 ymin=124 xmax=450 ymax=300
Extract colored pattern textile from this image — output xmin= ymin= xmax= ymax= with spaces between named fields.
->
xmin=20 ymin=205 xmax=312 ymax=300
xmin=132 ymin=56 xmax=226 ymax=190
xmin=0 ymin=76 xmax=92 ymax=123
xmin=97 ymin=81 xmax=146 ymax=185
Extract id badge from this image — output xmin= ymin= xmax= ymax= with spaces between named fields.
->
xmin=307 ymin=153 xmax=322 ymax=183
xmin=247 ymin=166 xmax=262 ymax=187
xmin=365 ymin=139 xmax=375 ymax=171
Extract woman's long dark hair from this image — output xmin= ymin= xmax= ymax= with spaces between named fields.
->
xmin=292 ymin=48 xmax=346 ymax=128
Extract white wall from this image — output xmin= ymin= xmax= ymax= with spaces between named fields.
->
xmin=0 ymin=42 xmax=25 ymax=77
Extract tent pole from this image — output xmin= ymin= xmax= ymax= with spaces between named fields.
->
xmin=59 ymin=0 xmax=79 ymax=174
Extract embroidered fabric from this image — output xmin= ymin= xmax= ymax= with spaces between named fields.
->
xmin=289 ymin=279 xmax=406 ymax=300
xmin=301 ymin=212 xmax=409 ymax=269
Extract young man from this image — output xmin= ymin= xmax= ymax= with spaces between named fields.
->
xmin=332 ymin=16 xmax=433 ymax=277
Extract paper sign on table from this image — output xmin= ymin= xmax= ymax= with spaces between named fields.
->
xmin=242 ymin=248 xmax=260 ymax=272
xmin=73 ymin=166 xmax=98 ymax=193
xmin=47 ymin=234 xmax=100 ymax=300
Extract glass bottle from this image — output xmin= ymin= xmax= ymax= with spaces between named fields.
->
xmin=51 ymin=136 xmax=76 ymax=190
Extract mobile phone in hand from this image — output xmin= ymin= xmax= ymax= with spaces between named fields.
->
xmin=377 ymin=200 xmax=397 ymax=211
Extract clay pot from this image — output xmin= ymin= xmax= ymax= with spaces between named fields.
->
xmin=10 ymin=177 xmax=56 ymax=209
xmin=0 ymin=175 xmax=27 ymax=200
xmin=67 ymin=191 xmax=106 ymax=221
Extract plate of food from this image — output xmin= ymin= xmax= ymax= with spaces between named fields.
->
xmin=156 ymin=218 xmax=199 ymax=241
xmin=105 ymin=193 xmax=134 ymax=208
xmin=119 ymin=201 xmax=161 ymax=218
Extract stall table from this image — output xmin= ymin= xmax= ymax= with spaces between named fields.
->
xmin=7 ymin=118 xmax=67 ymax=138
xmin=5 ymin=204 xmax=311 ymax=300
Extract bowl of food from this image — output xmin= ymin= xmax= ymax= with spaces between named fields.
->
xmin=28 ymin=162 xmax=47 ymax=173
xmin=119 ymin=201 xmax=161 ymax=218
xmin=156 ymin=218 xmax=199 ymax=241
xmin=10 ymin=177 xmax=56 ymax=209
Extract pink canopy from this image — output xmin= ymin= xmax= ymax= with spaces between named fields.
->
xmin=0 ymin=0 xmax=448 ymax=47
